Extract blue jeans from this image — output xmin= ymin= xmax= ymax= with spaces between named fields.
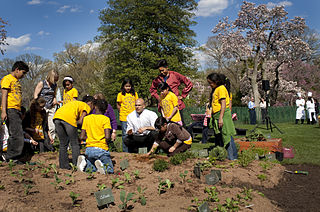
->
xmin=121 ymin=121 xmax=128 ymax=152
xmin=226 ymin=136 xmax=238 ymax=160
xmin=85 ymin=147 xmax=114 ymax=174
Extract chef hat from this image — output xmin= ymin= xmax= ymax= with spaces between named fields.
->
xmin=308 ymin=92 xmax=312 ymax=97
xmin=297 ymin=92 xmax=301 ymax=97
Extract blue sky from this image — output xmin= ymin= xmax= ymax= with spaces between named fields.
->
xmin=1 ymin=0 xmax=320 ymax=64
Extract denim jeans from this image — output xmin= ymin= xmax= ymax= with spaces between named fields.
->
xmin=6 ymin=109 xmax=24 ymax=160
xmin=226 ymin=136 xmax=238 ymax=160
xmin=54 ymin=119 xmax=79 ymax=169
xmin=120 ymin=121 xmax=128 ymax=152
xmin=85 ymin=147 xmax=114 ymax=174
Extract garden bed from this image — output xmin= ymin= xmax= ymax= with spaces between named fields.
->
xmin=235 ymin=138 xmax=283 ymax=152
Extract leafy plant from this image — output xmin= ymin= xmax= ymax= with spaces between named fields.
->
xmin=153 ymin=159 xmax=169 ymax=172
xmin=240 ymin=187 xmax=253 ymax=201
xmin=257 ymin=174 xmax=267 ymax=181
xmin=259 ymin=161 xmax=273 ymax=172
xmin=209 ymin=146 xmax=228 ymax=161
xmin=97 ymin=183 xmax=106 ymax=191
xmin=188 ymin=197 xmax=205 ymax=211
xmin=204 ymin=186 xmax=220 ymax=202
xmin=51 ymin=174 xmax=63 ymax=190
xmin=41 ymin=167 xmax=51 ymax=178
xmin=124 ymin=172 xmax=131 ymax=184
xmin=0 ymin=184 xmax=5 ymax=190
xmin=8 ymin=160 xmax=16 ymax=171
xmin=65 ymin=173 xmax=75 ymax=185
xmin=246 ymin=130 xmax=266 ymax=141
xmin=133 ymin=170 xmax=140 ymax=179
xmin=119 ymin=190 xmax=135 ymax=211
xmin=49 ymin=164 xmax=59 ymax=175
xmin=111 ymin=177 xmax=124 ymax=189
xmin=134 ymin=186 xmax=147 ymax=206
xmin=69 ymin=191 xmax=80 ymax=207
xmin=238 ymin=149 xmax=256 ymax=167
xmin=158 ymin=178 xmax=174 ymax=194
xmin=170 ymin=152 xmax=196 ymax=165
xmin=23 ymin=184 xmax=33 ymax=195
xmin=225 ymin=198 xmax=239 ymax=211
xmin=179 ymin=170 xmax=188 ymax=183
xmin=69 ymin=163 xmax=77 ymax=173
xmin=86 ymin=168 xmax=96 ymax=180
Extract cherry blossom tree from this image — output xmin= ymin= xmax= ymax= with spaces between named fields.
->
xmin=0 ymin=17 xmax=8 ymax=55
xmin=212 ymin=1 xmax=311 ymax=105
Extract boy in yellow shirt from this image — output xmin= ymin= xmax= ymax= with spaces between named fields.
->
xmin=77 ymin=99 xmax=113 ymax=174
xmin=1 ymin=61 xmax=29 ymax=162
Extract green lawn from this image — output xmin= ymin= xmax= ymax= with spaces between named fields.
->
xmin=113 ymin=122 xmax=320 ymax=165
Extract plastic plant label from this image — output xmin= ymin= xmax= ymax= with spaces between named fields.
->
xmin=94 ymin=188 xmax=114 ymax=207
xmin=120 ymin=159 xmax=129 ymax=171
xmin=198 ymin=149 xmax=208 ymax=157
xmin=198 ymin=201 xmax=210 ymax=212
xmin=210 ymin=169 xmax=222 ymax=180
xmin=193 ymin=164 xmax=201 ymax=179
xmin=205 ymin=172 xmax=219 ymax=185
xmin=138 ymin=147 xmax=148 ymax=154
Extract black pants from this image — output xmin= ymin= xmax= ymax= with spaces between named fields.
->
xmin=54 ymin=119 xmax=79 ymax=169
xmin=261 ymin=108 xmax=266 ymax=124
xmin=158 ymin=141 xmax=191 ymax=157
xmin=38 ymin=138 xmax=54 ymax=153
xmin=6 ymin=109 xmax=25 ymax=160
xmin=187 ymin=121 xmax=209 ymax=143
xmin=124 ymin=130 xmax=158 ymax=153
xmin=249 ymin=109 xmax=256 ymax=125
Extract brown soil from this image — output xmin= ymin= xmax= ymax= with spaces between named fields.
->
xmin=0 ymin=152 xmax=318 ymax=211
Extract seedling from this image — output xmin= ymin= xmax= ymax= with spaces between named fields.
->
xmin=65 ymin=173 xmax=75 ymax=185
xmin=119 ymin=190 xmax=135 ymax=211
xmin=158 ymin=178 xmax=174 ymax=194
xmin=86 ymin=168 xmax=96 ymax=180
xmin=134 ymin=186 xmax=147 ymax=206
xmin=0 ymin=184 xmax=5 ymax=190
xmin=259 ymin=161 xmax=273 ymax=172
xmin=204 ymin=186 xmax=220 ymax=202
xmin=124 ymin=172 xmax=131 ymax=184
xmin=240 ymin=187 xmax=253 ymax=201
xmin=49 ymin=163 xmax=59 ymax=175
xmin=179 ymin=170 xmax=188 ymax=183
xmin=133 ymin=170 xmax=140 ymax=179
xmin=69 ymin=163 xmax=77 ymax=173
xmin=51 ymin=174 xmax=63 ymax=190
xmin=97 ymin=183 xmax=106 ymax=191
xmin=8 ymin=160 xmax=16 ymax=171
xmin=23 ymin=184 xmax=33 ymax=195
xmin=188 ymin=197 xmax=205 ymax=211
xmin=16 ymin=169 xmax=25 ymax=183
xmin=69 ymin=191 xmax=80 ymax=207
xmin=41 ymin=167 xmax=51 ymax=178
xmin=111 ymin=177 xmax=124 ymax=189
xmin=257 ymin=174 xmax=267 ymax=181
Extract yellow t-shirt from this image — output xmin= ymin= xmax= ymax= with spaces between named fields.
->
xmin=117 ymin=92 xmax=138 ymax=121
xmin=63 ymin=87 xmax=78 ymax=105
xmin=31 ymin=112 xmax=44 ymax=141
xmin=1 ymin=74 xmax=22 ymax=110
xmin=211 ymin=85 xmax=230 ymax=114
xmin=160 ymin=91 xmax=181 ymax=123
xmin=82 ymin=114 xmax=111 ymax=151
xmin=53 ymin=101 xmax=91 ymax=127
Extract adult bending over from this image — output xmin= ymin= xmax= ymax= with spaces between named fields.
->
xmin=147 ymin=117 xmax=192 ymax=157
xmin=125 ymin=98 xmax=158 ymax=153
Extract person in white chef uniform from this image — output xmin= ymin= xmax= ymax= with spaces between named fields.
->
xmin=306 ymin=92 xmax=317 ymax=125
xmin=295 ymin=92 xmax=305 ymax=124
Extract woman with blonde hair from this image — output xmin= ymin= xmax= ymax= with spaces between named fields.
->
xmin=34 ymin=69 xmax=59 ymax=140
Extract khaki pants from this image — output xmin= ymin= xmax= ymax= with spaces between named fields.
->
xmin=45 ymin=107 xmax=56 ymax=140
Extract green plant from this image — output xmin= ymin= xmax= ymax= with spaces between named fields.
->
xmin=119 ymin=190 xmax=135 ymax=211
xmin=65 ymin=173 xmax=75 ymax=185
xmin=179 ymin=170 xmax=188 ymax=183
xmin=259 ymin=161 xmax=273 ymax=172
xmin=85 ymin=168 xmax=96 ymax=180
xmin=23 ymin=184 xmax=33 ymax=195
xmin=238 ymin=149 xmax=256 ymax=167
xmin=69 ymin=163 xmax=77 ymax=173
xmin=134 ymin=186 xmax=147 ymax=206
xmin=188 ymin=197 xmax=205 ymax=211
xmin=197 ymin=160 xmax=213 ymax=172
xmin=111 ymin=177 xmax=124 ymax=189
xmin=124 ymin=172 xmax=131 ymax=184
xmin=204 ymin=186 xmax=220 ymax=202
xmin=225 ymin=198 xmax=239 ymax=211
xmin=169 ymin=152 xmax=196 ymax=165
xmin=97 ymin=183 xmax=106 ymax=191
xmin=41 ymin=167 xmax=51 ymax=178
xmin=153 ymin=159 xmax=169 ymax=172
xmin=158 ymin=178 xmax=174 ymax=194
xmin=257 ymin=174 xmax=267 ymax=181
xmin=16 ymin=169 xmax=24 ymax=183
xmin=246 ymin=129 xmax=266 ymax=141
xmin=0 ymin=184 xmax=5 ymax=190
xmin=133 ymin=170 xmax=140 ymax=179
xmin=49 ymin=164 xmax=59 ymax=175
xmin=51 ymin=174 xmax=63 ymax=190
xmin=8 ymin=160 xmax=16 ymax=171
xmin=209 ymin=146 xmax=228 ymax=161
xmin=69 ymin=191 xmax=80 ymax=207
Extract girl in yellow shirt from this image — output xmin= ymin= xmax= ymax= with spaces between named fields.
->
xmin=207 ymin=73 xmax=237 ymax=160
xmin=62 ymin=76 xmax=78 ymax=105
xmin=158 ymin=82 xmax=182 ymax=126
xmin=116 ymin=79 xmax=138 ymax=152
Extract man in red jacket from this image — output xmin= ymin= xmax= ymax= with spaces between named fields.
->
xmin=149 ymin=59 xmax=193 ymax=126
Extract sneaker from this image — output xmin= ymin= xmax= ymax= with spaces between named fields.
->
xmin=94 ymin=160 xmax=106 ymax=174
xmin=77 ymin=155 xmax=86 ymax=172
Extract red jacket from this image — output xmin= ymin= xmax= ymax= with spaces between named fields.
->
xmin=149 ymin=71 xmax=193 ymax=110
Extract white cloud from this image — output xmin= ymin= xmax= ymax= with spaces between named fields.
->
xmin=37 ymin=30 xmax=50 ymax=36
xmin=24 ymin=47 xmax=42 ymax=51
xmin=192 ymin=46 xmax=211 ymax=71
xmin=27 ymin=0 xmax=41 ymax=5
xmin=89 ymin=9 xmax=94 ymax=14
xmin=4 ymin=34 xmax=31 ymax=52
xmin=70 ymin=7 xmax=80 ymax=13
xmin=57 ymin=5 xmax=70 ymax=13
xmin=266 ymin=1 xmax=293 ymax=9
xmin=195 ymin=0 xmax=228 ymax=17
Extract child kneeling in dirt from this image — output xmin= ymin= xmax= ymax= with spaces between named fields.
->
xmin=147 ymin=117 xmax=192 ymax=157
xmin=77 ymin=99 xmax=114 ymax=174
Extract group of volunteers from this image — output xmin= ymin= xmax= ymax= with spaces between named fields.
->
xmin=1 ymin=59 xmax=238 ymax=175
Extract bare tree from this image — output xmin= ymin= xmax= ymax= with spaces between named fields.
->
xmin=0 ymin=17 xmax=8 ymax=55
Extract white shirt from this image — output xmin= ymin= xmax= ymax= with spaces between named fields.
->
xmin=126 ymin=109 xmax=158 ymax=135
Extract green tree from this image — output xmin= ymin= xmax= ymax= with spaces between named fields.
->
xmin=97 ymin=0 xmax=198 ymax=105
